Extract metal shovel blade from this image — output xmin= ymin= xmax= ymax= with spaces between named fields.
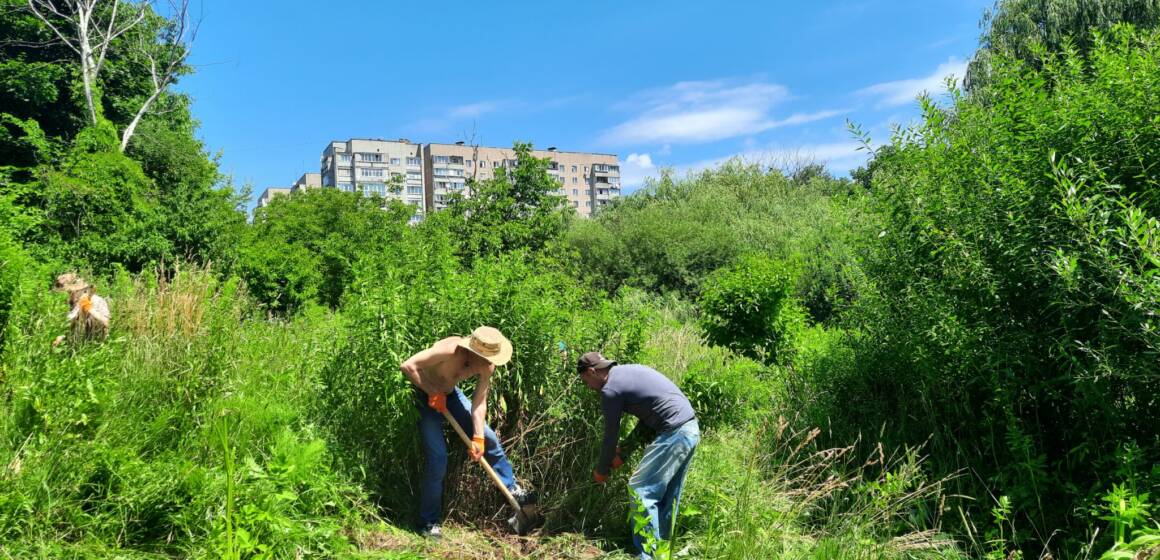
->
xmin=506 ymin=504 xmax=542 ymax=535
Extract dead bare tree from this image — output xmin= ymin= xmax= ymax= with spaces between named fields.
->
xmin=25 ymin=0 xmax=194 ymax=152
xmin=119 ymin=0 xmax=194 ymax=151
xmin=26 ymin=0 xmax=146 ymax=127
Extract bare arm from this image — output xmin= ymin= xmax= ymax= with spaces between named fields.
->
xmin=471 ymin=369 xmax=491 ymax=438
xmin=399 ymin=338 xmax=457 ymax=395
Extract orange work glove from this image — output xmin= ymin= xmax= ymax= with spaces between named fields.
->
xmin=469 ymin=435 xmax=485 ymax=461
xmin=611 ymin=448 xmax=624 ymax=471
xmin=428 ymin=393 xmax=447 ymax=413
xmin=593 ymin=470 xmax=608 ymax=484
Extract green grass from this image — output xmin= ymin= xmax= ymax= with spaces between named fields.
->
xmin=0 ymin=265 xmax=967 ymax=559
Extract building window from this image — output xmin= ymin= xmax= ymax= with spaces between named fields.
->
xmin=573 ymin=200 xmax=579 ymax=207
xmin=389 ymin=157 xmax=401 ymax=165
xmin=584 ymin=166 xmax=589 ymax=173
xmin=572 ymin=177 xmax=577 ymax=184
xmin=433 ymin=155 xmax=450 ymax=164
xmin=407 ymin=171 xmax=422 ymax=180
xmin=571 ymin=165 xmax=577 ymax=172
xmin=361 ymin=182 xmax=386 ymax=196
xmin=493 ymin=161 xmax=499 ymax=168
xmin=586 ymin=201 xmax=592 ymax=207
xmin=358 ymin=153 xmax=382 ymax=162
xmin=361 ymin=168 xmax=384 ymax=177
xmin=466 ymin=160 xmax=473 ymax=167
xmin=407 ymin=157 xmax=421 ymax=166
xmin=609 ymin=177 xmax=620 ymax=185
xmin=339 ymin=154 xmax=352 ymax=164
xmin=338 ymin=182 xmax=353 ymax=192
xmin=407 ymin=186 xmax=422 ymax=195
xmin=572 ymin=188 xmax=578 ymax=196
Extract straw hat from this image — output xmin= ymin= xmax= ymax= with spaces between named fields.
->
xmin=457 ymin=326 xmax=513 ymax=366
xmin=54 ymin=273 xmax=90 ymax=293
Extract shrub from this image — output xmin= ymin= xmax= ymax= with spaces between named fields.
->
xmin=698 ymin=255 xmax=805 ymax=364
xmin=318 ymin=235 xmax=648 ymax=529
xmin=826 ymin=25 xmax=1160 ymax=554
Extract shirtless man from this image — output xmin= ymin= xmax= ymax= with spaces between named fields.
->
xmin=399 ymin=325 xmax=530 ymax=538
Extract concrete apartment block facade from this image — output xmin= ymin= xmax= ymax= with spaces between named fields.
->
xmin=542 ymin=147 xmax=620 ymax=217
xmin=256 ymin=187 xmax=291 ymax=209
xmin=422 ymin=142 xmax=620 ymax=217
xmin=279 ymin=138 xmax=620 ymax=219
xmin=290 ymin=172 xmax=321 ymax=193
xmin=320 ymin=139 xmax=426 ymax=214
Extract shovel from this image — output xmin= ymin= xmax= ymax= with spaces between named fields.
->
xmin=440 ymin=409 xmax=541 ymax=534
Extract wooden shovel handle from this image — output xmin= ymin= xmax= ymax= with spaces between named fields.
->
xmin=440 ymin=409 xmax=522 ymax=512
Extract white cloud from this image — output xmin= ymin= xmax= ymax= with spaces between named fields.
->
xmin=447 ymin=101 xmax=503 ymax=119
xmin=857 ymin=58 xmax=967 ymax=108
xmin=620 ymin=152 xmax=656 ymax=191
xmin=600 ymin=80 xmax=845 ymax=146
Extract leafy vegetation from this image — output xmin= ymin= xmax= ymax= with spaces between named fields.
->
xmin=1 ymin=0 xmax=1159 ymax=558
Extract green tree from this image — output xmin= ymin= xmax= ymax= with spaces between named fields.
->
xmin=238 ymin=188 xmax=412 ymax=313
xmin=966 ymin=0 xmax=1160 ymax=90
xmin=830 ymin=26 xmax=1160 ymax=554
xmin=433 ymin=142 xmax=570 ymax=265
xmin=1 ymin=0 xmax=242 ymax=270
xmin=125 ymin=99 xmax=247 ymax=266
xmin=36 ymin=121 xmax=171 ymax=270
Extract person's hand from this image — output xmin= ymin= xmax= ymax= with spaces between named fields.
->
xmin=593 ymin=470 xmax=608 ymax=484
xmin=51 ymin=335 xmax=65 ymax=348
xmin=428 ymin=393 xmax=447 ymax=413
xmin=611 ymin=448 xmax=624 ymax=471
xmin=469 ymin=435 xmax=485 ymax=461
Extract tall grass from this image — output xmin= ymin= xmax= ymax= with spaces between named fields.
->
xmin=0 ymin=257 xmax=970 ymax=558
xmin=623 ymin=312 xmax=966 ymax=559
xmin=0 ymin=265 xmax=366 ymax=557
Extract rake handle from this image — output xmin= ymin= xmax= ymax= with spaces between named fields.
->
xmin=440 ymin=409 xmax=523 ymax=513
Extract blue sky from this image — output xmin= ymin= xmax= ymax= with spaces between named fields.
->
xmin=177 ymin=0 xmax=992 ymax=208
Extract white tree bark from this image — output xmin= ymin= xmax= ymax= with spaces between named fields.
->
xmin=120 ymin=0 xmax=191 ymax=151
xmin=26 ymin=0 xmax=191 ymax=152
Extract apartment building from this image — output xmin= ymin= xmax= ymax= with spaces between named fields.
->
xmin=287 ymin=138 xmax=619 ymax=218
xmin=256 ymin=187 xmax=291 ymax=209
xmin=422 ymin=142 xmax=620 ymax=217
xmin=542 ymin=146 xmax=621 ymax=217
xmin=290 ymin=172 xmax=321 ymax=193
xmin=320 ymin=138 xmax=426 ymax=215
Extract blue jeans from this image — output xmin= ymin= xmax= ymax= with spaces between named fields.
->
xmin=416 ymin=387 xmax=516 ymax=526
xmin=629 ymin=419 xmax=700 ymax=559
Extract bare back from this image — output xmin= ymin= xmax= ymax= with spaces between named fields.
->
xmin=403 ymin=336 xmax=492 ymax=395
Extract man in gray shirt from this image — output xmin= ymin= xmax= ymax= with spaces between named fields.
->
xmin=578 ymin=351 xmax=700 ymax=559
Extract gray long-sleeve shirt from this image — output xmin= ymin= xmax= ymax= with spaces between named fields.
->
xmin=596 ymin=364 xmax=696 ymax=475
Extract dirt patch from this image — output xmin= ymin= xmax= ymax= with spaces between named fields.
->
xmin=352 ymin=524 xmax=626 ymax=559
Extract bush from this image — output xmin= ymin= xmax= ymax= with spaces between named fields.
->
xmin=698 ymin=255 xmax=805 ymax=364
xmin=563 ymin=161 xmax=872 ymax=300
xmin=318 ymin=231 xmax=648 ymax=530
xmin=824 ymin=25 xmax=1160 ymax=554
